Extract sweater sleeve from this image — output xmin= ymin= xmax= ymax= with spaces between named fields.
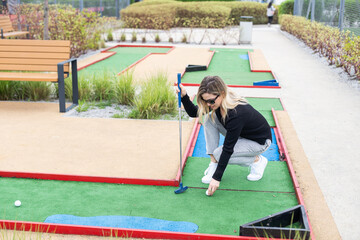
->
xmin=212 ymin=113 xmax=246 ymax=181
xmin=181 ymin=94 xmax=198 ymax=118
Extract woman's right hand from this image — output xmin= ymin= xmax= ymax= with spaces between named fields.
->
xmin=176 ymin=83 xmax=187 ymax=98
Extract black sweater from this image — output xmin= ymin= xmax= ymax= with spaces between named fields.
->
xmin=181 ymin=94 xmax=272 ymax=181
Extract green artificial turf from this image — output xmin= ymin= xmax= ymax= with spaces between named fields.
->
xmin=80 ymin=47 xmax=171 ymax=74
xmin=183 ymin=157 xmax=294 ymax=192
xmin=0 ymin=177 xmax=297 ymax=236
xmin=181 ymin=48 xmax=275 ymax=85
xmin=246 ymin=97 xmax=283 ymax=111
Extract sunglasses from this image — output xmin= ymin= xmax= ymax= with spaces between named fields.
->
xmin=202 ymin=95 xmax=219 ymax=105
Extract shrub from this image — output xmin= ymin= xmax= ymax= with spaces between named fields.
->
xmin=280 ymin=15 xmax=360 ymax=80
xmin=92 ymin=71 xmax=115 ymax=101
xmin=120 ymin=33 xmax=126 ymax=41
xmin=78 ymin=72 xmax=94 ymax=101
xmin=114 ymin=71 xmax=135 ymax=105
xmin=129 ymin=73 xmax=176 ymax=119
xmin=131 ymin=32 xmax=137 ymax=42
xmin=121 ymin=4 xmax=177 ymax=29
xmin=16 ymin=4 xmax=105 ymax=57
xmin=107 ymin=30 xmax=114 ymax=41
xmin=22 ymin=82 xmax=52 ymax=101
xmin=279 ymin=0 xmax=294 ymax=15
xmin=226 ymin=1 xmax=278 ymax=25
xmin=0 ymin=81 xmax=23 ymax=100
xmin=121 ymin=0 xmax=278 ymax=29
xmin=181 ymin=34 xmax=187 ymax=43
xmin=174 ymin=2 xmax=232 ymax=28
xmin=155 ymin=34 xmax=161 ymax=42
xmin=177 ymin=0 xmax=235 ymax=1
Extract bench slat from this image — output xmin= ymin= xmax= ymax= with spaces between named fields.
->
xmin=0 ymin=72 xmax=60 ymax=82
xmin=0 ymin=46 xmax=70 ymax=53
xmin=0 ymin=58 xmax=67 ymax=65
xmin=0 ymin=27 xmax=15 ymax=33
xmin=0 ymin=52 xmax=70 ymax=59
xmin=0 ymin=64 xmax=69 ymax=72
xmin=0 ymin=16 xmax=15 ymax=33
xmin=1 ymin=31 xmax=28 ymax=38
xmin=0 ymin=39 xmax=70 ymax=47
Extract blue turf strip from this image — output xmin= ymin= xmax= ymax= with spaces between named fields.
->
xmin=45 ymin=215 xmax=198 ymax=233
xmin=192 ymin=126 xmax=280 ymax=161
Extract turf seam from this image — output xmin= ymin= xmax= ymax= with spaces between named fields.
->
xmin=188 ymin=186 xmax=295 ymax=194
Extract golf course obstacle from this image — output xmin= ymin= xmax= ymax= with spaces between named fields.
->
xmin=240 ymin=205 xmax=311 ymax=239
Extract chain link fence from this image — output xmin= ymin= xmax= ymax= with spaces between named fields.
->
xmin=294 ymin=0 xmax=360 ymax=36
xmin=8 ymin=0 xmax=131 ymax=18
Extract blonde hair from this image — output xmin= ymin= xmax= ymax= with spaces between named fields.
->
xmin=196 ymin=76 xmax=247 ymax=122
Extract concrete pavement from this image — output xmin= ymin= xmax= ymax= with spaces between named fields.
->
xmin=250 ymin=25 xmax=360 ymax=240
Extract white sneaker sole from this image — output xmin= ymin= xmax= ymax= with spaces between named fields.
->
xmin=247 ymin=157 xmax=268 ymax=181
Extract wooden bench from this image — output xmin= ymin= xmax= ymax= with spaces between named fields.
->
xmin=0 ymin=39 xmax=78 ymax=112
xmin=0 ymin=15 xmax=29 ymax=39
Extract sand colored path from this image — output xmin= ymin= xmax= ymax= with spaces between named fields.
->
xmin=130 ymin=47 xmax=213 ymax=83
xmin=248 ymin=49 xmax=271 ymax=72
xmin=274 ymin=111 xmax=341 ymax=240
xmin=0 ymin=102 xmax=194 ymax=180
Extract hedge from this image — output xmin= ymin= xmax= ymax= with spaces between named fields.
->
xmin=120 ymin=0 xmax=278 ymax=29
xmin=280 ymin=15 xmax=360 ymax=80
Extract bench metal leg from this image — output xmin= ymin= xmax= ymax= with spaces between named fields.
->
xmin=57 ymin=59 xmax=79 ymax=113
xmin=71 ymin=60 xmax=79 ymax=105
xmin=57 ymin=66 xmax=66 ymax=113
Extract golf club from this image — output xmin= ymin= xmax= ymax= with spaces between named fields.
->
xmin=174 ymin=73 xmax=188 ymax=194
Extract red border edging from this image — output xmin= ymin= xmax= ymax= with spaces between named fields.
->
xmin=271 ymin=109 xmax=316 ymax=240
xmin=117 ymin=45 xmax=174 ymax=75
xmin=76 ymin=44 xmax=174 ymax=72
xmin=0 ymin=117 xmax=198 ymax=188
xmin=182 ymin=83 xmax=281 ymax=89
xmin=77 ymin=51 xmax=116 ymax=71
xmin=175 ymin=118 xmax=199 ymax=184
xmin=0 ymin=220 xmax=280 ymax=240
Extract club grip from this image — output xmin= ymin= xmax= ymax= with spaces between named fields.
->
xmin=177 ymin=73 xmax=181 ymax=108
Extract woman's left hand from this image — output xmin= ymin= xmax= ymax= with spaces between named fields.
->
xmin=207 ymin=179 xmax=220 ymax=196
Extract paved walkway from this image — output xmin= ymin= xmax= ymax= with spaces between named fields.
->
xmin=247 ymin=25 xmax=360 ymax=240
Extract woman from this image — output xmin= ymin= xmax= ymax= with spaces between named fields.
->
xmin=267 ymin=1 xmax=276 ymax=26
xmin=2 ymin=0 xmax=8 ymax=15
xmin=178 ymin=76 xmax=271 ymax=196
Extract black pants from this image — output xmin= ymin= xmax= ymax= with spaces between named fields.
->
xmin=268 ymin=16 xmax=273 ymax=24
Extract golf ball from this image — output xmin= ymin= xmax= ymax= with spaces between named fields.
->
xmin=206 ymin=190 xmax=210 ymax=196
xmin=14 ymin=200 xmax=21 ymax=207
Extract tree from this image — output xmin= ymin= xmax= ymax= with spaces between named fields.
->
xmin=44 ymin=0 xmax=50 ymax=40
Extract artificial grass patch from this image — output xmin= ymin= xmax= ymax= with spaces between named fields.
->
xmin=183 ymin=157 xmax=294 ymax=193
xmin=246 ymin=97 xmax=283 ymax=111
xmin=80 ymin=47 xmax=171 ymax=73
xmin=0 ymin=177 xmax=297 ymax=236
xmin=181 ymin=48 xmax=275 ymax=86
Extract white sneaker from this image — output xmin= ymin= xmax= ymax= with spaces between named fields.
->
xmin=202 ymin=162 xmax=218 ymax=184
xmin=247 ymin=155 xmax=268 ymax=181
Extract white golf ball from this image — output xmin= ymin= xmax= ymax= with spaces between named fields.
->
xmin=14 ymin=200 xmax=21 ymax=207
xmin=206 ymin=190 xmax=210 ymax=196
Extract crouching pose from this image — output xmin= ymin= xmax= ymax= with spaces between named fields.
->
xmin=178 ymin=76 xmax=272 ymax=196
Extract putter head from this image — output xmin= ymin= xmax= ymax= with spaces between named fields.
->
xmin=174 ymin=183 xmax=188 ymax=194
